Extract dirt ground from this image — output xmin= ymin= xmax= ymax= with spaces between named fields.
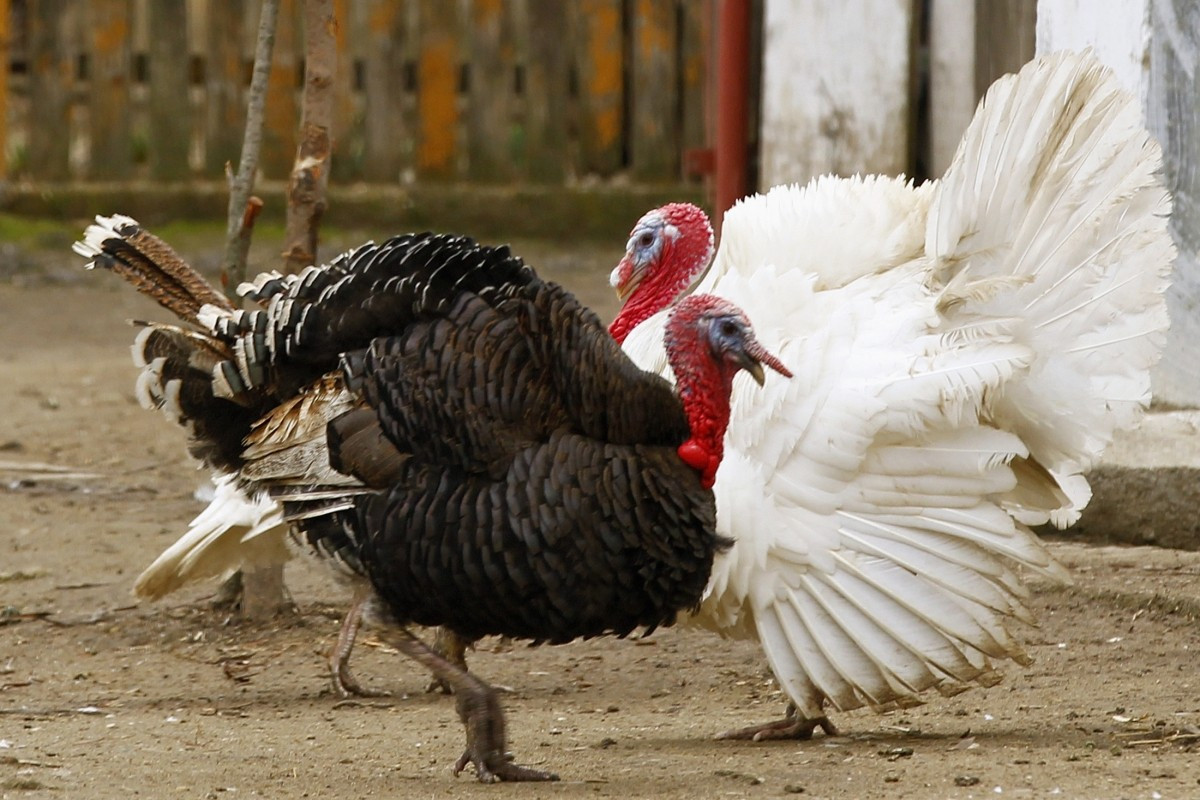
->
xmin=3 ymin=231 xmax=1200 ymax=799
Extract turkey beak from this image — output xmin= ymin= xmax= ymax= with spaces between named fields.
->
xmin=611 ymin=257 xmax=639 ymax=303
xmin=744 ymin=360 xmax=766 ymax=386
xmin=740 ymin=338 xmax=792 ymax=386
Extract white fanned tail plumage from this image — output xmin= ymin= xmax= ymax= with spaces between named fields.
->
xmin=620 ymin=50 xmax=1173 ymax=725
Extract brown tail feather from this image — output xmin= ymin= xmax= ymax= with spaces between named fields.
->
xmin=74 ymin=214 xmax=234 ymax=325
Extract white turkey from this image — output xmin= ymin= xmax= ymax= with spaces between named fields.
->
xmin=79 ymin=226 xmax=789 ymax=781
xmin=607 ymin=50 xmax=1174 ymax=739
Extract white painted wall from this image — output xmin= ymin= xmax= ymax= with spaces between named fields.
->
xmin=758 ymin=0 xmax=913 ymax=188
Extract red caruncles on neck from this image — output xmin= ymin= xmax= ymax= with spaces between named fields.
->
xmin=664 ymin=296 xmax=743 ymax=489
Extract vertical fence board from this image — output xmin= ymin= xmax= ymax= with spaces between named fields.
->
xmin=27 ymin=0 xmax=71 ymax=178
xmin=572 ymin=0 xmax=622 ymax=177
xmin=205 ymin=0 xmax=246 ymax=175
xmin=0 ymin=0 xmax=9 ymax=178
xmin=261 ymin=0 xmax=299 ymax=178
xmin=329 ymin=0 xmax=359 ymax=179
xmin=973 ymin=0 xmax=1035 ymax=98
xmin=466 ymin=0 xmax=517 ymax=182
xmin=415 ymin=0 xmax=459 ymax=180
xmin=759 ymin=0 xmax=915 ymax=187
xmin=360 ymin=0 xmax=408 ymax=182
xmin=147 ymin=0 xmax=191 ymax=178
xmin=629 ymin=0 xmax=677 ymax=180
xmin=928 ymin=0 xmax=976 ymax=176
xmin=524 ymin=0 xmax=567 ymax=182
xmin=679 ymin=0 xmax=710 ymax=173
xmin=88 ymin=0 xmax=133 ymax=178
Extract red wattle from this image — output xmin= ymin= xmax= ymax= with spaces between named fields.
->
xmin=677 ymin=439 xmax=710 ymax=473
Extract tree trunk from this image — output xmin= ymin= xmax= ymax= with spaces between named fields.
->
xmin=222 ymin=0 xmax=280 ymax=300
xmin=281 ymin=0 xmax=336 ymax=274
xmin=222 ymin=0 xmax=287 ymax=621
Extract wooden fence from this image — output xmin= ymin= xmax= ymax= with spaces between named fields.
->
xmin=7 ymin=0 xmax=712 ymax=185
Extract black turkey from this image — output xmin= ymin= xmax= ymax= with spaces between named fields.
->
xmin=77 ymin=219 xmax=790 ymax=781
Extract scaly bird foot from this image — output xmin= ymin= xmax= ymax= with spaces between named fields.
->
xmin=331 ymin=662 xmax=392 ymax=699
xmin=453 ymin=748 xmax=558 ymax=783
xmin=376 ymin=625 xmax=557 ymax=782
xmin=425 ymin=627 xmax=473 ymax=695
xmin=329 ymin=590 xmax=390 ymax=698
xmin=452 ymin=673 xmax=558 ymax=782
xmin=716 ymin=705 xmax=840 ymax=742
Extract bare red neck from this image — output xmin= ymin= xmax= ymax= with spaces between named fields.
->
xmin=663 ymin=304 xmax=738 ymax=490
xmin=610 ymin=283 xmax=672 ymax=344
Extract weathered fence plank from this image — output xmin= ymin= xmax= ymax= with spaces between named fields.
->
xmin=415 ymin=0 xmax=459 ymax=181
xmin=261 ymin=0 xmax=299 ymax=178
xmin=1149 ymin=0 xmax=1200 ymax=408
xmin=759 ymin=0 xmax=915 ymax=188
xmin=0 ymin=0 xmax=9 ymax=179
xmin=466 ymin=0 xmax=518 ymax=182
xmin=571 ymin=0 xmax=623 ymax=178
xmin=328 ymin=0 xmax=358 ymax=179
xmin=27 ymin=0 xmax=71 ymax=179
xmin=928 ymin=0 xmax=975 ymax=176
xmin=974 ymin=0 xmax=1035 ymax=99
xmin=679 ymin=0 xmax=711 ymax=171
xmin=88 ymin=0 xmax=133 ymax=178
xmin=524 ymin=0 xmax=568 ymax=183
xmin=204 ymin=0 xmax=247 ymax=176
xmin=147 ymin=0 xmax=191 ymax=178
xmin=629 ymin=0 xmax=678 ymax=180
xmin=360 ymin=0 xmax=409 ymax=183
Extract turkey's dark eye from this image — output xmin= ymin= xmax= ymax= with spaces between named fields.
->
xmin=719 ymin=320 xmax=739 ymax=337
xmin=637 ymin=231 xmax=655 ymax=248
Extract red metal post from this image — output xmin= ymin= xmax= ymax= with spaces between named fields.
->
xmin=714 ymin=0 xmax=751 ymax=231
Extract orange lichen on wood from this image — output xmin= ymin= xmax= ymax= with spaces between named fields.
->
xmin=92 ymin=15 xmax=128 ymax=57
xmin=584 ymin=0 xmax=621 ymax=152
xmin=416 ymin=4 xmax=458 ymax=179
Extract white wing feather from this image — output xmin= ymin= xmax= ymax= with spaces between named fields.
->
xmin=622 ymin=50 xmax=1172 ymax=719
xmin=133 ymin=475 xmax=290 ymax=600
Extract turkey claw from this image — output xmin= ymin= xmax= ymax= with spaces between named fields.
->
xmin=426 ymin=675 xmax=454 ymax=695
xmin=717 ymin=713 xmax=840 ymax=742
xmin=453 ymin=748 xmax=558 ymax=783
xmin=332 ymin=665 xmax=391 ymax=699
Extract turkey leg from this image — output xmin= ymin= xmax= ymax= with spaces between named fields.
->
xmin=426 ymin=627 xmax=471 ymax=694
xmin=377 ymin=626 xmax=558 ymax=783
xmin=716 ymin=703 xmax=840 ymax=741
xmin=330 ymin=588 xmax=390 ymax=697
xmin=331 ymin=590 xmax=473 ymax=698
